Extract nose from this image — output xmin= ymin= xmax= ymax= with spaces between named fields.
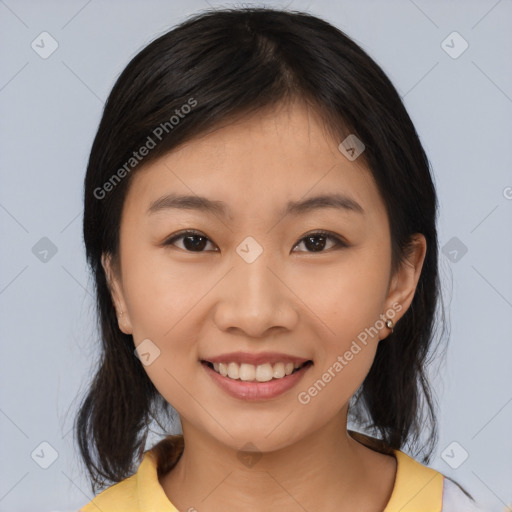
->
xmin=213 ymin=248 xmax=299 ymax=338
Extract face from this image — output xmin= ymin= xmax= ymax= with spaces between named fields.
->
xmin=103 ymin=101 xmax=426 ymax=453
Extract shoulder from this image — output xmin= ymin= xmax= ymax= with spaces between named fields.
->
xmin=78 ymin=455 xmax=146 ymax=512
xmin=389 ymin=451 xmax=484 ymax=512
xmin=384 ymin=450 xmax=444 ymax=511
xmin=79 ymin=474 xmax=138 ymax=511
xmin=349 ymin=432 xmax=444 ymax=512
xmin=79 ymin=472 xmax=139 ymax=512
xmin=79 ymin=450 xmax=178 ymax=512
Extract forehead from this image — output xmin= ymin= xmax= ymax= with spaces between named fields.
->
xmin=123 ymin=102 xmax=387 ymax=225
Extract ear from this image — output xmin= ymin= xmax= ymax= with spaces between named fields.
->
xmin=101 ymin=252 xmax=133 ymax=335
xmin=380 ymin=234 xmax=427 ymax=339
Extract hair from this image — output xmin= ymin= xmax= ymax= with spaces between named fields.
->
xmin=76 ymin=6 xmax=445 ymax=494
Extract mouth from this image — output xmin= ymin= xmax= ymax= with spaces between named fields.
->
xmin=199 ymin=351 xmax=314 ymax=400
xmin=200 ymin=359 xmax=314 ymax=383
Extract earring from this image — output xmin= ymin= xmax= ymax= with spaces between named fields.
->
xmin=385 ymin=318 xmax=394 ymax=333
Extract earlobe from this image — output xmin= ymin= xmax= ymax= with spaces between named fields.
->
xmin=101 ymin=252 xmax=133 ymax=335
xmin=380 ymin=234 xmax=427 ymax=339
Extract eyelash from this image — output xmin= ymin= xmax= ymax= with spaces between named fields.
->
xmin=163 ymin=229 xmax=348 ymax=253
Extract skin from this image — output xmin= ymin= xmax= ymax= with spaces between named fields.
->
xmin=103 ymin=100 xmax=426 ymax=512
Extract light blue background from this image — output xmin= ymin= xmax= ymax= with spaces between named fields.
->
xmin=1 ymin=0 xmax=511 ymax=510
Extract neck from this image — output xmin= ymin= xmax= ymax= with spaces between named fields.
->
xmin=158 ymin=409 xmax=396 ymax=512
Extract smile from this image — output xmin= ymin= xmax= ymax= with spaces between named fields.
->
xmin=200 ymin=359 xmax=314 ymax=400
xmin=203 ymin=360 xmax=312 ymax=382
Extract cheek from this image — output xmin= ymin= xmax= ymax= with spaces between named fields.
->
xmin=295 ymin=302 xmax=381 ymax=426
xmin=121 ymin=242 xmax=208 ymax=340
xmin=119 ymin=245 xmax=209 ymax=396
xmin=293 ymin=248 xmax=391 ymax=344
xmin=290 ymin=249 xmax=389 ymax=408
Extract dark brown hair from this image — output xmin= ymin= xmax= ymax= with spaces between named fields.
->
xmin=76 ymin=6 xmax=445 ymax=494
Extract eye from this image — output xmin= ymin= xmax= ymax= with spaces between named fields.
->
xmin=163 ymin=230 xmax=217 ymax=252
xmin=292 ymin=231 xmax=347 ymax=253
xmin=163 ymin=229 xmax=347 ymax=253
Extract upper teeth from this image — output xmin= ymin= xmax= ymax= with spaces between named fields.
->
xmin=211 ymin=362 xmax=303 ymax=382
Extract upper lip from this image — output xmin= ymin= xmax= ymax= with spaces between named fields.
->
xmin=202 ymin=352 xmax=312 ymax=366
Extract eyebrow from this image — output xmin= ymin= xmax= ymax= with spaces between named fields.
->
xmin=147 ymin=192 xmax=364 ymax=218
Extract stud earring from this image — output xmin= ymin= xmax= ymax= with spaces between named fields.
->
xmin=385 ymin=318 xmax=394 ymax=333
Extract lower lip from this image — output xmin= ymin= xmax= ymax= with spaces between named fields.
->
xmin=201 ymin=362 xmax=312 ymax=401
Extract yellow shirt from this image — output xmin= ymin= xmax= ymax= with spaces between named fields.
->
xmin=80 ymin=442 xmax=445 ymax=511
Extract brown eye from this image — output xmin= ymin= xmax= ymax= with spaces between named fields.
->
xmin=293 ymin=231 xmax=347 ymax=253
xmin=164 ymin=230 xmax=217 ymax=252
xmin=163 ymin=230 xmax=347 ymax=254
